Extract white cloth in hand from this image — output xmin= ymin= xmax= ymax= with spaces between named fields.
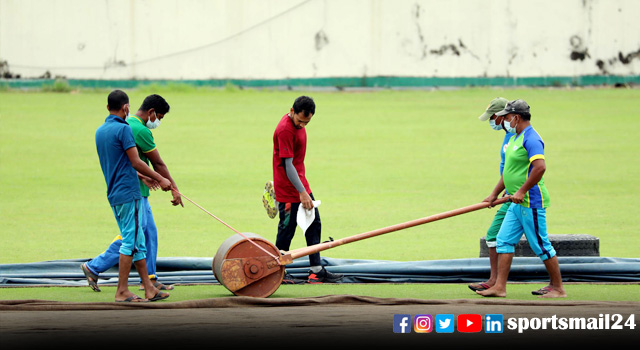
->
xmin=297 ymin=200 xmax=321 ymax=233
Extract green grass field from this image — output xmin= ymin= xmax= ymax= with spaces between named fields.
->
xmin=1 ymin=86 xmax=639 ymax=301
xmin=2 ymin=283 xmax=639 ymax=302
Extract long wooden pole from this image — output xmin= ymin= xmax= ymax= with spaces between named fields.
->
xmin=286 ymin=196 xmax=511 ymax=261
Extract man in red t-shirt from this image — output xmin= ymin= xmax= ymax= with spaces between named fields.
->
xmin=271 ymin=96 xmax=343 ymax=284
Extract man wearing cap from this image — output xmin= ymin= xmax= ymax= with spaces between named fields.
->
xmin=468 ymin=97 xmax=514 ymax=293
xmin=477 ymin=99 xmax=566 ymax=298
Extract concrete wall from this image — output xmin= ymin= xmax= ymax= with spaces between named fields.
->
xmin=1 ymin=0 xmax=638 ymax=81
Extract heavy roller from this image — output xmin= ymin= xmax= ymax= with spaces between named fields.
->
xmin=175 ymin=188 xmax=511 ymax=298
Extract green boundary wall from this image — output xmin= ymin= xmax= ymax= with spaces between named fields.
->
xmin=2 ymin=75 xmax=639 ymax=89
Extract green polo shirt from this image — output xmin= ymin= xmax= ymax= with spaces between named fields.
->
xmin=127 ymin=116 xmax=156 ymax=197
xmin=503 ymin=126 xmax=550 ymax=208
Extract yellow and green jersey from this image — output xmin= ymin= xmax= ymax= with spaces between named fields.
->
xmin=503 ymin=126 xmax=550 ymax=208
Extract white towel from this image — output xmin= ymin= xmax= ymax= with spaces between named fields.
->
xmin=297 ymin=200 xmax=321 ymax=233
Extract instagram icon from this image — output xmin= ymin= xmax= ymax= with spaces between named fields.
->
xmin=414 ymin=315 xmax=433 ymax=333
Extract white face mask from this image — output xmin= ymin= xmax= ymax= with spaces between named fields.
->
xmin=489 ymin=119 xmax=503 ymax=131
xmin=146 ymin=111 xmax=161 ymax=129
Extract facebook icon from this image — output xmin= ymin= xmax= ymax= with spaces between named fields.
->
xmin=393 ymin=314 xmax=412 ymax=333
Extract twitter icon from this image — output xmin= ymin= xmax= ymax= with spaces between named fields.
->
xmin=435 ymin=314 xmax=455 ymax=333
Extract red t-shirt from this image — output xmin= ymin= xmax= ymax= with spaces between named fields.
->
xmin=272 ymin=113 xmax=311 ymax=203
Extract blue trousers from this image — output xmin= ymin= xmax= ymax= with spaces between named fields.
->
xmin=86 ymin=197 xmax=159 ymax=280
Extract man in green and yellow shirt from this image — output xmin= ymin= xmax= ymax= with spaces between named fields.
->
xmin=477 ymin=99 xmax=566 ymax=299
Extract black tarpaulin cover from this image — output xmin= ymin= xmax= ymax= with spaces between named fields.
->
xmin=1 ymin=256 xmax=638 ymax=286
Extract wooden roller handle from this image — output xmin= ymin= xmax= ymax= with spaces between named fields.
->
xmin=287 ymin=196 xmax=511 ymax=261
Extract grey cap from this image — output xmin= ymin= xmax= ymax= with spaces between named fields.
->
xmin=478 ymin=97 xmax=508 ymax=121
xmin=496 ymin=99 xmax=530 ymax=117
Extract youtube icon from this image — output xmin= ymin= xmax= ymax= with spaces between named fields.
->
xmin=457 ymin=314 xmax=482 ymax=333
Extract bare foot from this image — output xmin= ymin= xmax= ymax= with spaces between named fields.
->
xmin=539 ymin=288 xmax=567 ymax=298
xmin=476 ymin=287 xmax=506 ymax=298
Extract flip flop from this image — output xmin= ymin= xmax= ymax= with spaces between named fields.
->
xmin=116 ymin=295 xmax=147 ymax=303
xmin=81 ymin=263 xmax=101 ymax=292
xmin=531 ymin=285 xmax=553 ymax=295
xmin=149 ymin=291 xmax=170 ymax=302
xmin=154 ymin=281 xmax=174 ymax=290
xmin=468 ymin=282 xmax=491 ymax=292
xmin=139 ymin=281 xmax=175 ymax=291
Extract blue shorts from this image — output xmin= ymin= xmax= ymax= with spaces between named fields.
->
xmin=496 ymin=204 xmax=556 ymax=261
xmin=87 ymin=197 xmax=157 ymax=278
xmin=111 ymin=199 xmax=146 ymax=262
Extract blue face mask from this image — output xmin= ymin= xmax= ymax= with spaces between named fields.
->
xmin=504 ymin=117 xmax=518 ymax=134
xmin=489 ymin=119 xmax=503 ymax=131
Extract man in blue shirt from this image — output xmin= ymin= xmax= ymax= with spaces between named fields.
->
xmin=94 ymin=90 xmax=172 ymax=302
xmin=83 ymin=94 xmax=179 ymax=293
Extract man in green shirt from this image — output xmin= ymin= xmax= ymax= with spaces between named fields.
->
xmin=82 ymin=94 xmax=181 ymax=292
xmin=468 ymin=97 xmax=513 ymax=293
xmin=477 ymin=99 xmax=566 ymax=298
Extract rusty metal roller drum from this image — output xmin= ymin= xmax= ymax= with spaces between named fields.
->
xmin=213 ymin=232 xmax=285 ymax=298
